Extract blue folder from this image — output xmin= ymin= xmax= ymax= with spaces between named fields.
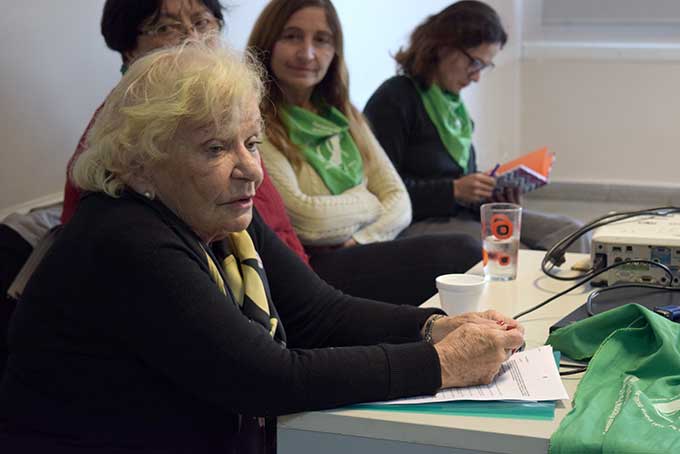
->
xmin=345 ymin=352 xmax=561 ymax=421
xmin=349 ymin=399 xmax=555 ymax=420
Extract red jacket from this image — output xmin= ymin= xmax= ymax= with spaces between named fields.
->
xmin=61 ymin=106 xmax=310 ymax=265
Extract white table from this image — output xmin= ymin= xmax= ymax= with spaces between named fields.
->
xmin=278 ymin=250 xmax=593 ymax=454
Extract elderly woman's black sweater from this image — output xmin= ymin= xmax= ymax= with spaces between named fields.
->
xmin=0 ymin=192 xmax=441 ymax=453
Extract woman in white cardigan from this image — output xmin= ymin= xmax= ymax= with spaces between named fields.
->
xmin=258 ymin=126 xmax=410 ymax=247
xmin=247 ymin=0 xmax=482 ymax=305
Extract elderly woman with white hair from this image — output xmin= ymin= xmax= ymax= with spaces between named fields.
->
xmin=0 ymin=44 xmax=524 ymax=454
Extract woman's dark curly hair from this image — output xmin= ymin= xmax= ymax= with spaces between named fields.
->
xmin=395 ymin=1 xmax=507 ymax=82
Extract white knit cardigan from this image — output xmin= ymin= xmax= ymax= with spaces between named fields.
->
xmin=259 ymin=131 xmax=412 ymax=246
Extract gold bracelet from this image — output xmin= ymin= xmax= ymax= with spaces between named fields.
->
xmin=423 ymin=314 xmax=445 ymax=344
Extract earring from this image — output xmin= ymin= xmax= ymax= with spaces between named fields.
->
xmin=143 ymin=190 xmax=155 ymax=200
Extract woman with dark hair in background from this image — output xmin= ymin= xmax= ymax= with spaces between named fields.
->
xmin=247 ymin=0 xmax=484 ymax=305
xmin=59 ymin=0 xmax=312 ymax=264
xmin=63 ymin=0 xmax=226 ymax=225
xmin=364 ymin=0 xmax=588 ymax=252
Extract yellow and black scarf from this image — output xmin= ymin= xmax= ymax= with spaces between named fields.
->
xmin=203 ymin=230 xmax=285 ymax=343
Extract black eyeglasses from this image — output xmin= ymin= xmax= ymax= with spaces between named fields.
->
xmin=459 ymin=48 xmax=495 ymax=74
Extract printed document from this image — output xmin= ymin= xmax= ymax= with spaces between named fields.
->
xmin=379 ymin=346 xmax=568 ymax=405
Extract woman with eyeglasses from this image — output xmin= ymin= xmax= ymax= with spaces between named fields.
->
xmin=62 ymin=0 xmax=223 ymax=222
xmin=59 ymin=0 xmax=313 ymax=266
xmin=364 ymin=1 xmax=589 ymax=252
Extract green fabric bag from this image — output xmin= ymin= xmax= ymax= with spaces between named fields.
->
xmin=547 ymin=303 xmax=680 ymax=453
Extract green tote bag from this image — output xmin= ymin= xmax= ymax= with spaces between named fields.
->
xmin=547 ymin=303 xmax=680 ymax=453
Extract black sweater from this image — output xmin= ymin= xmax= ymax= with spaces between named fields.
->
xmin=0 ymin=192 xmax=441 ymax=453
xmin=364 ymin=75 xmax=478 ymax=221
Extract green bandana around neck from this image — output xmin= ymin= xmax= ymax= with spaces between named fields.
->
xmin=280 ymin=103 xmax=364 ymax=195
xmin=416 ymin=81 xmax=472 ymax=173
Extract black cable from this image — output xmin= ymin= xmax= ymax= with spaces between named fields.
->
xmin=545 ymin=206 xmax=679 ymax=269
xmin=513 ymin=259 xmax=673 ymax=319
xmin=559 ymin=361 xmax=589 ymax=376
xmin=559 ymin=362 xmax=587 ymax=368
xmin=541 ymin=206 xmax=680 ymax=281
xmin=584 ymin=283 xmax=680 ymax=316
xmin=559 ymin=367 xmax=587 ymax=376
xmin=542 ymin=209 xmax=678 ymax=280
xmin=519 ymin=208 xmax=680 ymax=372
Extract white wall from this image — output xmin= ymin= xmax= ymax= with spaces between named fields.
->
xmin=521 ymin=59 xmax=680 ymax=186
xmin=1 ymin=1 xmax=119 ymax=213
xmin=520 ymin=0 xmax=680 ymax=187
xmin=0 ymin=0 xmax=521 ymax=214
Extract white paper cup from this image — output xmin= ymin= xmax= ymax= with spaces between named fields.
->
xmin=435 ymin=274 xmax=486 ymax=316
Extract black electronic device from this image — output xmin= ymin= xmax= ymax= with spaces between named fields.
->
xmin=550 ymin=286 xmax=680 ymax=332
xmin=653 ymin=304 xmax=680 ymax=322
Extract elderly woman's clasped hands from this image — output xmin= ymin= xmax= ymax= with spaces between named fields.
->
xmin=423 ymin=310 xmax=525 ymax=389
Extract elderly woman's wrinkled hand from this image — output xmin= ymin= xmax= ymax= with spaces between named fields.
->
xmin=434 ymin=323 xmax=524 ymax=389
xmin=460 ymin=309 xmax=524 ymax=334
xmin=427 ymin=310 xmax=524 ymax=344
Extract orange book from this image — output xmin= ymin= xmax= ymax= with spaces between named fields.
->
xmin=493 ymin=147 xmax=555 ymax=195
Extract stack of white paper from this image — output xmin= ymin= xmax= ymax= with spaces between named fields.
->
xmin=378 ymin=346 xmax=569 ymax=405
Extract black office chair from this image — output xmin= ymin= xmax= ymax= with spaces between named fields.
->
xmin=1 ymin=225 xmax=61 ymax=377
xmin=1 ymin=225 xmax=32 ymax=377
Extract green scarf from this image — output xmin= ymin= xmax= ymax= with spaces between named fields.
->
xmin=547 ymin=304 xmax=680 ymax=453
xmin=416 ymin=81 xmax=472 ymax=173
xmin=280 ymin=103 xmax=364 ymax=195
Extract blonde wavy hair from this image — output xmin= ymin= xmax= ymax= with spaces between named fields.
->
xmin=72 ymin=42 xmax=264 ymax=197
